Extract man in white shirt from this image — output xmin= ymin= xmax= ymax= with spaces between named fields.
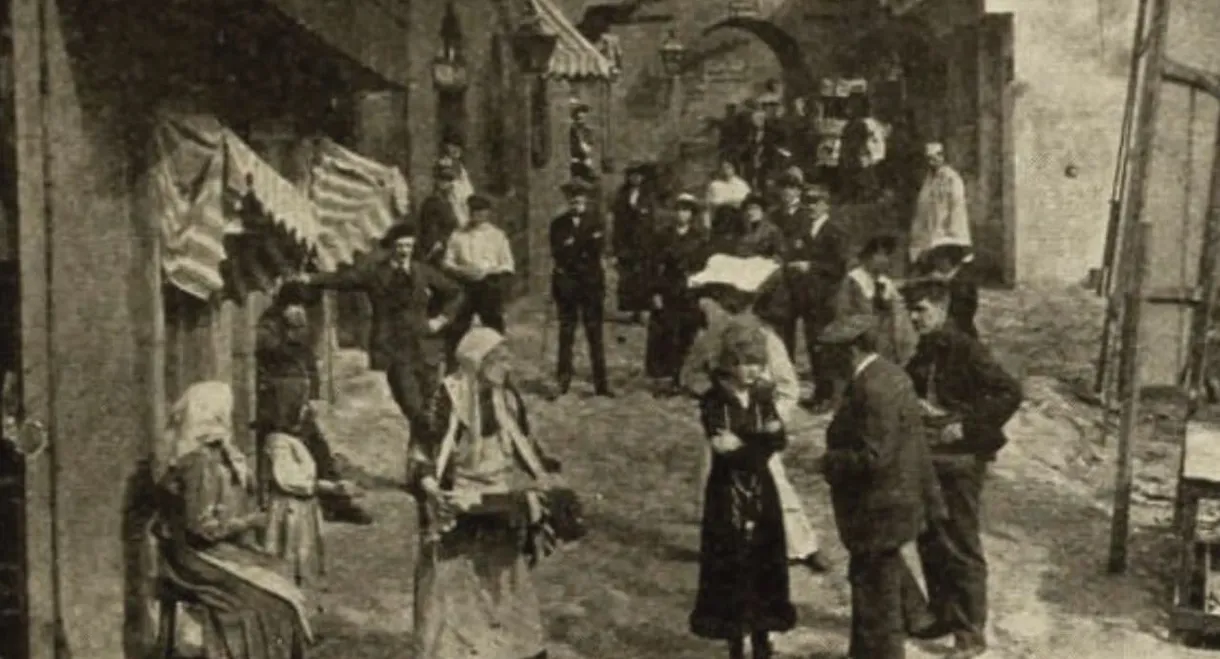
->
xmin=442 ymin=194 xmax=515 ymax=364
xmin=909 ymin=142 xmax=971 ymax=264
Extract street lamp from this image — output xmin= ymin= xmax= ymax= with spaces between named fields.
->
xmin=659 ymin=30 xmax=686 ymax=135
xmin=511 ymin=2 xmax=559 ymax=76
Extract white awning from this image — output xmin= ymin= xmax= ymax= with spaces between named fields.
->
xmin=531 ymin=0 xmax=618 ymax=81
xmin=308 ymin=137 xmax=408 ymax=266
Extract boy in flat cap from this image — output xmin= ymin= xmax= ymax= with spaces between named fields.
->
xmin=550 ymin=179 xmax=613 ymax=397
xmin=903 ymin=280 xmax=1022 ymax=658
xmin=442 ymin=194 xmax=516 ymax=366
xmin=817 ymin=314 xmax=944 ymax=659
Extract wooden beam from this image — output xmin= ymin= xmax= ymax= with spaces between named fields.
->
xmin=1186 ymin=114 xmax=1220 ymax=393
xmin=1163 ymin=57 xmax=1220 ymax=99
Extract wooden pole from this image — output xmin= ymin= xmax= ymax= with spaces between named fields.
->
xmin=1185 ymin=115 xmax=1220 ymax=397
xmin=1109 ymin=220 xmax=1150 ymax=574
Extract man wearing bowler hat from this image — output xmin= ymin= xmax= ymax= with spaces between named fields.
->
xmin=550 ymin=179 xmax=613 ymax=397
xmin=294 ymin=221 xmax=465 ymax=446
xmin=817 ymin=314 xmax=945 ymax=659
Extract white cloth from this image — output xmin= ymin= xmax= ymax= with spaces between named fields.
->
xmin=862 ymin=117 xmax=889 ymax=165
xmin=705 ymin=176 xmax=752 ymax=209
xmin=688 ymin=254 xmax=780 ymax=293
xmin=846 ymin=267 xmax=899 ymax=303
xmin=910 ymin=165 xmax=971 ymax=262
xmin=443 ymin=222 xmax=516 ymax=279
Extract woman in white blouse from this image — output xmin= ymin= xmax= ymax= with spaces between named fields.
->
xmin=704 ymin=159 xmax=752 ymax=236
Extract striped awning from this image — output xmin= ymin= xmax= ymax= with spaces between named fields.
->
xmin=150 ymin=114 xmax=332 ymax=300
xmin=531 ymin=0 xmax=618 ymax=81
xmin=308 ymin=138 xmax=408 ymax=267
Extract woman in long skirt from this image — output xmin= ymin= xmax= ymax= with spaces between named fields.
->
xmin=155 ymin=381 xmax=313 ymax=659
xmin=691 ymin=316 xmax=796 ymax=659
xmin=645 ymin=193 xmax=710 ymax=390
xmin=407 ymin=328 xmax=561 ymax=659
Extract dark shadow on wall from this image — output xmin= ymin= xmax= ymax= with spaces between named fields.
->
xmin=122 ymin=460 xmax=160 ymax=659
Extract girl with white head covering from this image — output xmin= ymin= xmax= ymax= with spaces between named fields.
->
xmin=154 ymin=381 xmax=313 ymax=659
xmin=408 ymin=328 xmax=563 ymax=659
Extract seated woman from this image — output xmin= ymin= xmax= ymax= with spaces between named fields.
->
xmin=407 ymin=327 xmax=562 ymax=659
xmin=155 ymin=381 xmax=313 ymax=659
xmin=691 ymin=317 xmax=796 ymax=659
xmin=835 ymin=234 xmax=918 ymax=365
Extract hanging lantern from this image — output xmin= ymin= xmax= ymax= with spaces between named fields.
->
xmin=511 ymin=2 xmax=558 ymax=76
xmin=659 ymin=29 xmax=686 ymax=78
xmin=432 ymin=2 xmax=470 ymax=92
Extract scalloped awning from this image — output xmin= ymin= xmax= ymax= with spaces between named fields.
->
xmin=531 ymin=0 xmax=618 ymax=81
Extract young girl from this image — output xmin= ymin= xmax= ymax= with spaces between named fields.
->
xmin=690 ymin=316 xmax=796 ymax=659
xmin=263 ymin=404 xmax=349 ymax=587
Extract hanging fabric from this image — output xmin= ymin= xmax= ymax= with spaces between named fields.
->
xmin=308 ymin=138 xmax=408 ymax=267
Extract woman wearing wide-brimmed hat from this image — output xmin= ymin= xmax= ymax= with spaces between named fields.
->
xmin=645 ymin=193 xmax=710 ymax=390
xmin=611 ymin=162 xmax=659 ymax=322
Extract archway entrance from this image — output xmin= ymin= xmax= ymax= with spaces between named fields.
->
xmin=702 ymin=18 xmax=815 ymax=99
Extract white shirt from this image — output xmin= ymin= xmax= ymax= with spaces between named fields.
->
xmin=443 ymin=222 xmax=515 ymax=279
xmin=706 ymin=176 xmax=752 ymax=208
xmin=847 ymin=267 xmax=899 ymax=301
xmin=853 ymin=353 xmax=879 ymax=379
xmin=910 ymin=165 xmax=970 ymax=261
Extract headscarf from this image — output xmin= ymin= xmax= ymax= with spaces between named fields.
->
xmin=449 ymin=327 xmax=508 ymax=440
xmin=157 ymin=381 xmax=249 ymax=489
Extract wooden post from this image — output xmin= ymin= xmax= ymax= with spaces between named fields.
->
xmin=1184 ymin=117 xmax=1220 ymax=396
xmin=1109 ymin=220 xmax=1150 ymax=574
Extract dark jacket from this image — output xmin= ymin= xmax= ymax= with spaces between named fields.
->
xmin=570 ymin=123 xmax=597 ymax=181
xmin=735 ymin=219 xmax=785 ymax=260
xmin=417 ymin=192 xmax=460 ymax=265
xmin=611 ymin=184 xmax=657 ymax=261
xmin=948 ymin=264 xmax=981 ymax=338
xmin=782 ymin=214 xmax=848 ymax=311
xmin=905 ymin=326 xmax=1022 ymax=460
xmin=310 ymin=259 xmax=464 ymax=371
xmin=651 ymin=223 xmax=710 ymax=303
xmin=824 ymin=357 xmax=941 ymax=554
xmin=549 ymin=210 xmax=607 ymax=299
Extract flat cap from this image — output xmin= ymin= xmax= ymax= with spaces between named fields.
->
xmin=901 ymin=277 xmax=953 ymax=305
xmin=740 ymin=193 xmax=768 ymax=210
xmin=379 ymin=220 xmax=418 ymax=246
xmin=802 ymin=183 xmax=831 ymax=200
xmin=467 ymin=194 xmax=492 ymax=211
xmin=818 ymin=314 xmax=878 ymax=344
xmin=560 ymin=179 xmax=594 ymax=196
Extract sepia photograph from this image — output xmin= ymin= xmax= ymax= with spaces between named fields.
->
xmin=0 ymin=0 xmax=1218 ymax=657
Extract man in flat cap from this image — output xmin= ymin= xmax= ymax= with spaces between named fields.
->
xmin=817 ymin=314 xmax=944 ymax=659
xmin=295 ymin=221 xmax=465 ymax=448
xmin=417 ymin=164 xmax=462 ymax=266
xmin=550 ymin=179 xmax=613 ymax=397
xmin=570 ymin=102 xmax=598 ymax=183
xmin=903 ymin=280 xmax=1022 ymax=658
xmin=780 ymin=181 xmax=848 ymax=411
xmin=442 ymin=194 xmax=516 ymax=367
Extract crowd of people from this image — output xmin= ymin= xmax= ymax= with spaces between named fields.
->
xmin=143 ymin=83 xmax=1017 ymax=659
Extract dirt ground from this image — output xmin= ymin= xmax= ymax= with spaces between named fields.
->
xmin=304 ymin=284 xmax=1215 ymax=658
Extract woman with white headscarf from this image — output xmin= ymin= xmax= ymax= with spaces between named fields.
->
xmin=408 ymin=328 xmax=568 ymax=659
xmin=154 ymin=381 xmax=313 ymax=659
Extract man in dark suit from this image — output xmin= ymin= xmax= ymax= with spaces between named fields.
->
xmin=780 ymin=183 xmax=848 ymax=410
xmin=416 ymin=164 xmax=462 ymax=266
xmin=296 ymin=222 xmax=465 ymax=443
xmin=903 ymin=280 xmax=1022 ymax=659
xmin=611 ymin=162 xmax=657 ymax=323
xmin=818 ymin=314 xmax=945 ymax=659
xmin=550 ymin=179 xmax=613 ymax=397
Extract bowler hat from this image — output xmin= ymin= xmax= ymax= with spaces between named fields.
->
xmin=819 ymin=314 xmax=878 ymax=345
xmin=740 ymin=194 xmax=767 ymax=210
xmin=379 ymin=221 xmax=418 ymax=247
xmin=467 ymin=194 xmax=492 ymax=211
xmin=276 ymin=280 xmax=319 ymax=306
xmin=922 ymin=242 xmax=972 ymax=268
xmin=560 ymin=179 xmax=593 ymax=197
xmin=625 ymin=161 xmax=649 ymax=177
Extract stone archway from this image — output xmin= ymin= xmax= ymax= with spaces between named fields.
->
xmin=702 ymin=17 xmax=815 ymax=99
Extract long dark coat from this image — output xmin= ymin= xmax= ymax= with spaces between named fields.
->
xmin=645 ymin=223 xmax=709 ymax=378
xmin=824 ymin=357 xmax=943 ymax=554
xmin=611 ymin=183 xmax=658 ymax=312
xmin=691 ymin=381 xmax=795 ymax=640
xmin=781 ymin=214 xmax=848 ymax=318
xmin=417 ymin=192 xmax=460 ymax=265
